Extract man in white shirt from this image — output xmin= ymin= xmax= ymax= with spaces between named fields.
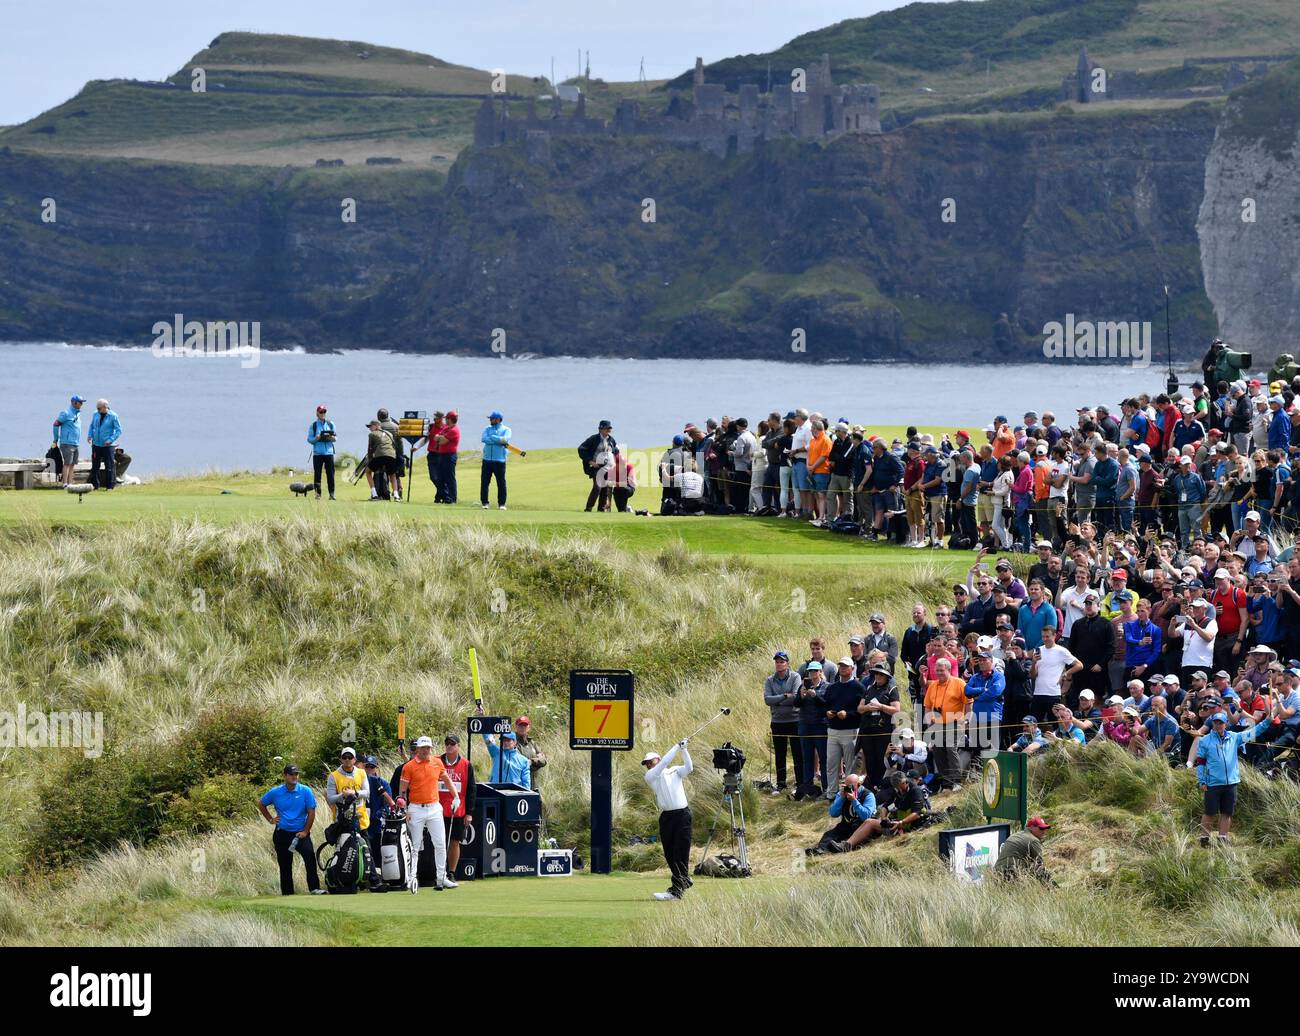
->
xmin=1177 ymin=597 xmax=1218 ymax=689
xmin=1029 ymin=625 xmax=1083 ymax=722
xmin=643 ymin=740 xmax=694 ymax=901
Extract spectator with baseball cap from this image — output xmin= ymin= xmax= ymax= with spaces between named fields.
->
xmin=514 ymin=715 xmax=547 ymax=787
xmin=1194 ymin=708 xmax=1261 ymax=846
xmin=51 ymin=394 xmax=85 ymax=488
xmin=763 ymin=651 xmax=803 ymax=796
xmin=258 ymin=763 xmax=325 ymax=895
xmin=994 ymin=816 xmax=1053 ymax=883
xmin=439 ymin=734 xmax=476 ymax=877
xmin=480 ymin=410 xmax=511 ymax=509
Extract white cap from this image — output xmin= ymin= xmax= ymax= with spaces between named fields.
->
xmin=838 ymin=656 xmax=855 ymax=667
xmin=1214 ymin=568 xmax=1230 ymax=580
xmin=340 ymin=746 xmax=356 ymax=757
xmin=1079 ymin=690 xmax=1095 ymax=700
xmin=414 ymin=735 xmax=433 ymax=748
xmin=898 ymin=728 xmax=915 ymax=740
xmin=1245 ymin=510 xmax=1261 ymax=521
xmin=1107 ymin=695 xmax=1124 ymax=705
xmin=642 ymin=751 xmax=661 ymax=763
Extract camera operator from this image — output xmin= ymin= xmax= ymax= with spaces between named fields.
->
xmin=642 ymin=739 xmax=694 ymax=900
xmin=307 ymin=404 xmax=337 ymax=500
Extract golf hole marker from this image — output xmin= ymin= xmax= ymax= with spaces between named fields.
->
xmin=569 ymin=669 xmax=635 ymax=874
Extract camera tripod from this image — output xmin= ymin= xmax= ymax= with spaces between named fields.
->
xmin=692 ymin=770 xmax=752 ymax=876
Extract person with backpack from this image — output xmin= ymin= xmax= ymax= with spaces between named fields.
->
xmin=365 ymin=419 xmax=396 ymax=501
xmin=307 ymin=404 xmax=337 ymax=500
xmin=377 ymin=408 xmax=405 ymax=501
xmin=258 ymin=764 xmax=326 ymax=895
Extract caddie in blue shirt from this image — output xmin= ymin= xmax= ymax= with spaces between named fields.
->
xmin=257 ymin=764 xmax=325 ymax=895
xmin=480 ymin=410 xmax=512 ymax=510
xmin=52 ymin=394 xmax=85 ymax=487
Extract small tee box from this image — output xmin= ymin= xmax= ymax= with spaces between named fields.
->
xmin=537 ymin=849 xmax=573 ymax=877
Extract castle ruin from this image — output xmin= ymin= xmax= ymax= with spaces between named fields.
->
xmin=474 ymin=54 xmax=882 ymax=157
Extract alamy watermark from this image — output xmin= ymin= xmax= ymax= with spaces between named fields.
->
xmin=1042 ymin=313 xmax=1151 ymax=368
xmin=151 ymin=314 xmax=261 ymax=369
xmin=0 ymin=704 xmax=103 ymax=758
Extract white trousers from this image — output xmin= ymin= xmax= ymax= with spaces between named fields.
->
xmin=406 ymin=803 xmax=447 ymax=886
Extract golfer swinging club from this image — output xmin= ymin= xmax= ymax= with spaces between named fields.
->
xmin=642 ymin=737 xmax=694 ymax=901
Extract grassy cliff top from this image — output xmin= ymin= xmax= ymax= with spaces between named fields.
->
xmin=669 ymin=0 xmax=1300 ymax=119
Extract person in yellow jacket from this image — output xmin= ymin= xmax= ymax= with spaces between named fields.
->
xmin=326 ymin=747 xmax=380 ymax=887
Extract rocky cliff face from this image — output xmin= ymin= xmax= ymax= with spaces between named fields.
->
xmin=0 ymin=104 xmax=1221 ymax=359
xmin=1197 ymin=62 xmax=1300 ymax=355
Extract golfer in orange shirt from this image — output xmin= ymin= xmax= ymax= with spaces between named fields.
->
xmin=397 ymin=735 xmax=461 ymax=890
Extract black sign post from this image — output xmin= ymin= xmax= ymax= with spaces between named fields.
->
xmin=467 ymin=714 xmax=513 ymax=783
xmin=569 ymin=669 xmax=634 ymax=875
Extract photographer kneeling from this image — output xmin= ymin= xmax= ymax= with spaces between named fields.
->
xmin=808 ymin=773 xmax=876 ymax=855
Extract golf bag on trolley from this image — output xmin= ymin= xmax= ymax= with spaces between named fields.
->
xmin=379 ymin=808 xmax=419 ymax=893
xmin=318 ymin=799 xmax=365 ymax=894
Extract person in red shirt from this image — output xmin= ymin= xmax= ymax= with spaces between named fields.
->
xmin=439 ymin=734 xmax=477 ymax=878
xmin=902 ymin=443 xmax=926 ymax=547
xmin=428 ymin=409 xmax=461 ymax=504
xmin=1209 ymin=568 xmax=1248 ymax=675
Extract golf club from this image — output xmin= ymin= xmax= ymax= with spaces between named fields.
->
xmin=682 ymin=706 xmax=731 ymax=744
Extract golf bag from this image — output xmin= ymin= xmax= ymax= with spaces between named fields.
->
xmin=318 ymin=800 xmax=364 ymax=894
xmin=889 ymin=512 xmax=909 ymax=545
xmin=379 ymin=810 xmax=419 ymax=893
xmin=694 ymin=854 xmax=748 ymax=878
xmin=829 ymin=516 xmax=861 ymax=535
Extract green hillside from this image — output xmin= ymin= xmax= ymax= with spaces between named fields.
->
xmin=3 ymin=466 xmax=1300 ymax=945
xmin=668 ymin=0 xmax=1300 ymax=120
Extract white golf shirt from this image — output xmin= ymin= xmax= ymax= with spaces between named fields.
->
xmin=644 ymin=744 xmax=693 ymax=811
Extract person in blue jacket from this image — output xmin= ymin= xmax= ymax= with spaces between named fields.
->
xmin=52 ymin=394 xmax=85 ymax=487
xmin=480 ymin=410 xmax=512 ymax=510
xmin=307 ymin=403 xmax=338 ymax=499
xmin=1194 ymin=710 xmax=1260 ymax=847
xmin=481 ymin=727 xmax=530 ymax=787
xmin=811 ymin=773 xmax=878 ymax=853
xmin=86 ymin=398 xmax=123 ymax=490
xmin=964 ymin=651 xmax=1005 ymax=751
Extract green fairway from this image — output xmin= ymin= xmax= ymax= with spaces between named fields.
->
xmin=232 ymin=872 xmax=762 ymax=946
xmin=0 ymin=438 xmax=970 ymax=575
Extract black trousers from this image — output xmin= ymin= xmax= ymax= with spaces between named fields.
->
xmin=272 ymin=827 xmax=319 ymax=895
xmin=585 ymin=477 xmax=610 ymax=511
xmin=856 ymin=727 xmax=890 ymax=789
xmin=770 ymin=720 xmax=802 ymax=789
xmin=370 ymin=456 xmax=392 ymax=499
xmin=89 ymin=444 xmax=116 ymax=489
xmin=481 ymin=460 xmax=507 ymax=505
xmin=658 ymin=807 xmax=692 ymax=895
xmin=312 ymin=455 xmax=335 ymax=495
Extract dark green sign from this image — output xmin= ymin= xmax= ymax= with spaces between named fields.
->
xmin=981 ymin=751 xmax=1028 ymax=827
